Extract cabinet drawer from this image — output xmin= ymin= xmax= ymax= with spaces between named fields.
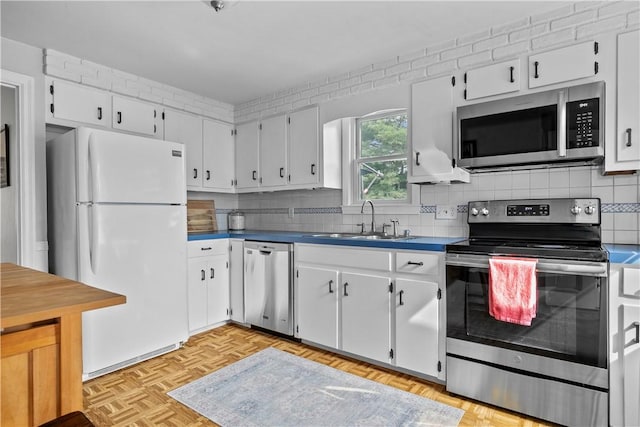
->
xmin=188 ymin=239 xmax=228 ymax=258
xmin=296 ymin=244 xmax=391 ymax=272
xmin=395 ymin=251 xmax=440 ymax=276
xmin=622 ymin=267 xmax=640 ymax=297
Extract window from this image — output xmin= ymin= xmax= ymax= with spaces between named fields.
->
xmin=355 ymin=110 xmax=408 ymax=203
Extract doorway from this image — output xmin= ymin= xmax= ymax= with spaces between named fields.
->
xmin=1 ymin=85 xmax=18 ymax=262
xmin=1 ymin=69 xmax=39 ymax=269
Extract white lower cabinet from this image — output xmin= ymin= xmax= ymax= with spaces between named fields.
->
xmin=394 ymin=278 xmax=440 ymax=377
xmin=341 ymin=272 xmax=391 ymax=364
xmin=187 ymin=239 xmax=230 ymax=334
xmin=295 ymin=243 xmax=443 ymax=378
xmin=229 ymin=239 xmax=245 ymax=323
xmin=296 ymin=266 xmax=339 ymax=348
xmin=609 ymin=262 xmax=640 ymax=427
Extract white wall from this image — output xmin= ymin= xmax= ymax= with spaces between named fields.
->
xmin=1 ymin=37 xmax=48 ymax=247
xmin=236 ymin=1 xmax=640 ymax=244
xmin=1 ymin=85 xmax=18 ymax=262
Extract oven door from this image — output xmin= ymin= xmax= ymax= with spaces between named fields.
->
xmin=446 ymin=253 xmax=608 ymax=369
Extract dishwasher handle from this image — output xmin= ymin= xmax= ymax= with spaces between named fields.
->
xmin=259 ymin=249 xmax=273 ymax=255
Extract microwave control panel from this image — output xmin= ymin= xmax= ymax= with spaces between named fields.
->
xmin=567 ymin=98 xmax=600 ymax=148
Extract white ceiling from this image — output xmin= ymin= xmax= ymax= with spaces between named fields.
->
xmin=1 ymin=0 xmax=569 ymax=106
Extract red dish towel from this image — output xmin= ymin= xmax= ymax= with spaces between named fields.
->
xmin=488 ymin=257 xmax=538 ymax=326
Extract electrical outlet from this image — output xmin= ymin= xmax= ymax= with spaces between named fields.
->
xmin=288 ymin=207 xmax=295 ymax=219
xmin=436 ymin=205 xmax=457 ymax=220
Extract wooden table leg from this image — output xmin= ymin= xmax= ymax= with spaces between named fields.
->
xmin=59 ymin=313 xmax=83 ymax=414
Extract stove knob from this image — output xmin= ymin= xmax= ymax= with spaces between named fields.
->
xmin=481 ymin=208 xmax=490 ymax=216
xmin=584 ymin=205 xmax=595 ymax=215
xmin=470 ymin=207 xmax=479 ymax=216
xmin=570 ymin=205 xmax=582 ymax=215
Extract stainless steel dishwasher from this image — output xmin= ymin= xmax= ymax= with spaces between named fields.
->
xmin=243 ymin=241 xmax=293 ymax=336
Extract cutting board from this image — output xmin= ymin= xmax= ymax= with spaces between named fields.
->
xmin=187 ymin=200 xmax=217 ymax=233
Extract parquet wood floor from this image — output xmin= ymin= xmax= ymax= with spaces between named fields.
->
xmin=83 ymin=324 xmax=555 ymax=426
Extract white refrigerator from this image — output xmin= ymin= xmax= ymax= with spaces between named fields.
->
xmin=47 ymin=127 xmax=189 ymax=380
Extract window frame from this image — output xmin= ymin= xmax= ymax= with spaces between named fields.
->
xmin=341 ymin=109 xmax=419 ymax=213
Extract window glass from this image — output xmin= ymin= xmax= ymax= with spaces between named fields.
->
xmin=356 ymin=112 xmax=408 ymax=202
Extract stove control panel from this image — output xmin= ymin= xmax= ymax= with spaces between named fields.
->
xmin=467 ymin=198 xmax=600 ymax=224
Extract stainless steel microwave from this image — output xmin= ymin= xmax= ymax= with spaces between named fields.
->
xmin=455 ymin=81 xmax=604 ymax=169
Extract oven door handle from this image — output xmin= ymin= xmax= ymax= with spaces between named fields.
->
xmin=446 ymin=255 xmax=607 ymax=277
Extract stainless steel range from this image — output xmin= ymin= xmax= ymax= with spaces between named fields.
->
xmin=445 ymin=198 xmax=608 ymax=426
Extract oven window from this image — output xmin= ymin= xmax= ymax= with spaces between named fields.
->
xmin=460 ymin=105 xmax=557 ymax=159
xmin=446 ymin=264 xmax=607 ymax=367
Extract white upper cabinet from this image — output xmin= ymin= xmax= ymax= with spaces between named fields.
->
xmin=288 ymin=106 xmax=320 ymax=186
xmin=410 ymin=76 xmax=469 ymax=183
xmin=202 ymin=119 xmax=235 ymax=192
xmin=259 ymin=114 xmax=287 ymax=188
xmin=235 ymin=121 xmax=260 ymax=190
xmin=112 ymin=96 xmax=161 ymax=138
xmin=46 ymin=78 xmax=110 ymax=127
xmin=163 ymin=109 xmax=203 ymax=188
xmin=464 ymin=59 xmax=520 ymax=100
xmin=529 ymin=41 xmax=599 ymax=88
xmin=614 ymin=30 xmax=640 ymax=167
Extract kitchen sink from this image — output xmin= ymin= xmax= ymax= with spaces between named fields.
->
xmin=310 ymin=233 xmax=417 ymax=241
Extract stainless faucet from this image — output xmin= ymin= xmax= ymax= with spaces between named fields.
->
xmin=360 ymin=199 xmax=375 ymax=233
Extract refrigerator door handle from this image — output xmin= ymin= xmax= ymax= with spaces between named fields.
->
xmin=89 ymin=203 xmax=99 ymax=274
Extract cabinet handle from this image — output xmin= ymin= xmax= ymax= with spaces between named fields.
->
xmin=343 ymin=282 xmax=349 ymax=297
xmin=311 ymin=164 xmax=316 ymax=175
xmin=193 ymin=168 xmax=198 ymax=179
xmin=280 ymin=167 xmax=285 ymax=178
xmin=634 ymin=321 xmax=640 ymax=344
xmin=252 ymin=170 xmax=257 ymax=181
xmin=117 ymin=111 xmax=122 ymax=124
xmin=97 ymin=107 xmax=102 ymax=120
xmin=626 ymin=128 xmax=632 ymax=147
xmin=210 ymin=268 xmax=215 ymax=279
xmin=200 ymin=269 xmax=205 ymax=281
xmin=201 ymin=247 xmax=212 ymax=251
xmin=415 ymin=152 xmax=421 ymax=166
xmin=328 ymin=280 xmax=334 ymax=294
xmin=206 ymin=170 xmax=211 ymax=181
xmin=399 ymin=290 xmax=404 ymax=306
xmin=534 ymin=61 xmax=539 ymax=79
xmin=509 ymin=66 xmax=515 ymax=83
xmin=154 ymin=124 xmax=157 ymax=134
xmin=407 ymin=261 xmax=424 ymax=266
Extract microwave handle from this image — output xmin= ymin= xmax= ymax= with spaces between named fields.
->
xmin=557 ymin=90 xmax=567 ymax=158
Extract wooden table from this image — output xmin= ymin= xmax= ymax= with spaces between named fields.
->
xmin=1 ymin=263 xmax=125 ymax=426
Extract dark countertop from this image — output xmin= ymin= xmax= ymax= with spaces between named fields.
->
xmin=188 ymin=231 xmax=640 ymax=262
xmin=605 ymin=244 xmax=640 ymax=265
xmin=188 ymin=230 xmax=463 ymax=252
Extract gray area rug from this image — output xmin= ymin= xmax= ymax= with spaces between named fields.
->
xmin=168 ymin=347 xmax=464 ymax=426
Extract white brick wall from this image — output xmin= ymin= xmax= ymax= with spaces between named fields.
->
xmin=43 ymin=49 xmax=234 ymax=123
xmin=234 ymin=1 xmax=639 ymax=123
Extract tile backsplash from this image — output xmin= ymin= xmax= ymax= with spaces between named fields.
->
xmin=232 ymin=165 xmax=640 ymax=245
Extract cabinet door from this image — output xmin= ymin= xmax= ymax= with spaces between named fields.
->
xmin=529 ymin=41 xmax=598 ymax=88
xmin=288 ymin=107 xmax=319 ymax=186
xmin=203 ymin=119 xmax=235 ymax=191
xmin=229 ymin=240 xmax=244 ymax=323
xmin=409 ymin=76 xmax=454 ymax=179
xmin=188 ymin=257 xmax=209 ymax=332
xmin=235 ymin=121 xmax=260 ymax=189
xmin=207 ymin=254 xmax=230 ymax=325
xmin=465 ymin=59 xmax=520 ymax=100
xmin=112 ymin=96 xmax=160 ymax=137
xmin=341 ymin=272 xmax=390 ymax=363
xmin=395 ymin=278 xmax=440 ymax=376
xmin=260 ymin=115 xmax=287 ymax=188
xmin=164 ymin=110 xmax=203 ymax=188
xmin=49 ymin=79 xmax=109 ymax=126
xmin=616 ymin=31 xmax=640 ymax=164
xmin=296 ymin=266 xmax=339 ymax=348
xmin=621 ymin=302 xmax=640 ymax=426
